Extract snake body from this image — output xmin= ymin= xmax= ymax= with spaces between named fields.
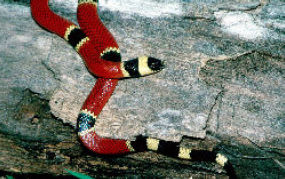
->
xmin=30 ymin=0 xmax=236 ymax=178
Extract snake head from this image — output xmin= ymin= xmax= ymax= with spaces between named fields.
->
xmin=121 ymin=56 xmax=165 ymax=78
xmin=147 ymin=57 xmax=165 ymax=72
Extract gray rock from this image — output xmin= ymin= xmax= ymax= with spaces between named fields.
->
xmin=200 ymin=51 xmax=285 ymax=149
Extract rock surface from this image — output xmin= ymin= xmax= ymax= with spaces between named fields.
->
xmin=0 ymin=0 xmax=284 ymax=178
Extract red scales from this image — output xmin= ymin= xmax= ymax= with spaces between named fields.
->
xmin=30 ymin=1 xmax=236 ymax=178
xmin=30 ymin=0 xmax=164 ymax=154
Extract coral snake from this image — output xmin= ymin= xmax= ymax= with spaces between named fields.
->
xmin=30 ymin=0 xmax=236 ymax=178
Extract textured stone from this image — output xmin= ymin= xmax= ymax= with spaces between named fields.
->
xmin=200 ymin=51 xmax=285 ymax=149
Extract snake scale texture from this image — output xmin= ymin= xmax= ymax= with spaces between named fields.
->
xmin=30 ymin=0 xmax=236 ymax=178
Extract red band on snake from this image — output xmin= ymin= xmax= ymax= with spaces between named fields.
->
xmin=30 ymin=0 xmax=236 ymax=178
xmin=30 ymin=0 xmax=163 ymax=78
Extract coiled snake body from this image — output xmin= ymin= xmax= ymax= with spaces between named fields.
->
xmin=30 ymin=0 xmax=236 ymax=178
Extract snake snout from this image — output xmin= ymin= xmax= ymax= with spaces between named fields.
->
xmin=148 ymin=57 xmax=165 ymax=71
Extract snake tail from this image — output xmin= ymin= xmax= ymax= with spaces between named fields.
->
xmin=30 ymin=0 xmax=236 ymax=178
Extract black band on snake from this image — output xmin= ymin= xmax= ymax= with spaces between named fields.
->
xmin=30 ymin=0 xmax=236 ymax=178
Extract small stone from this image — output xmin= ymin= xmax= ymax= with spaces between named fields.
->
xmin=23 ymin=111 xmax=36 ymax=120
xmin=31 ymin=117 xmax=39 ymax=124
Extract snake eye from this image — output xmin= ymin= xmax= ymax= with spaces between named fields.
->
xmin=147 ymin=57 xmax=165 ymax=71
